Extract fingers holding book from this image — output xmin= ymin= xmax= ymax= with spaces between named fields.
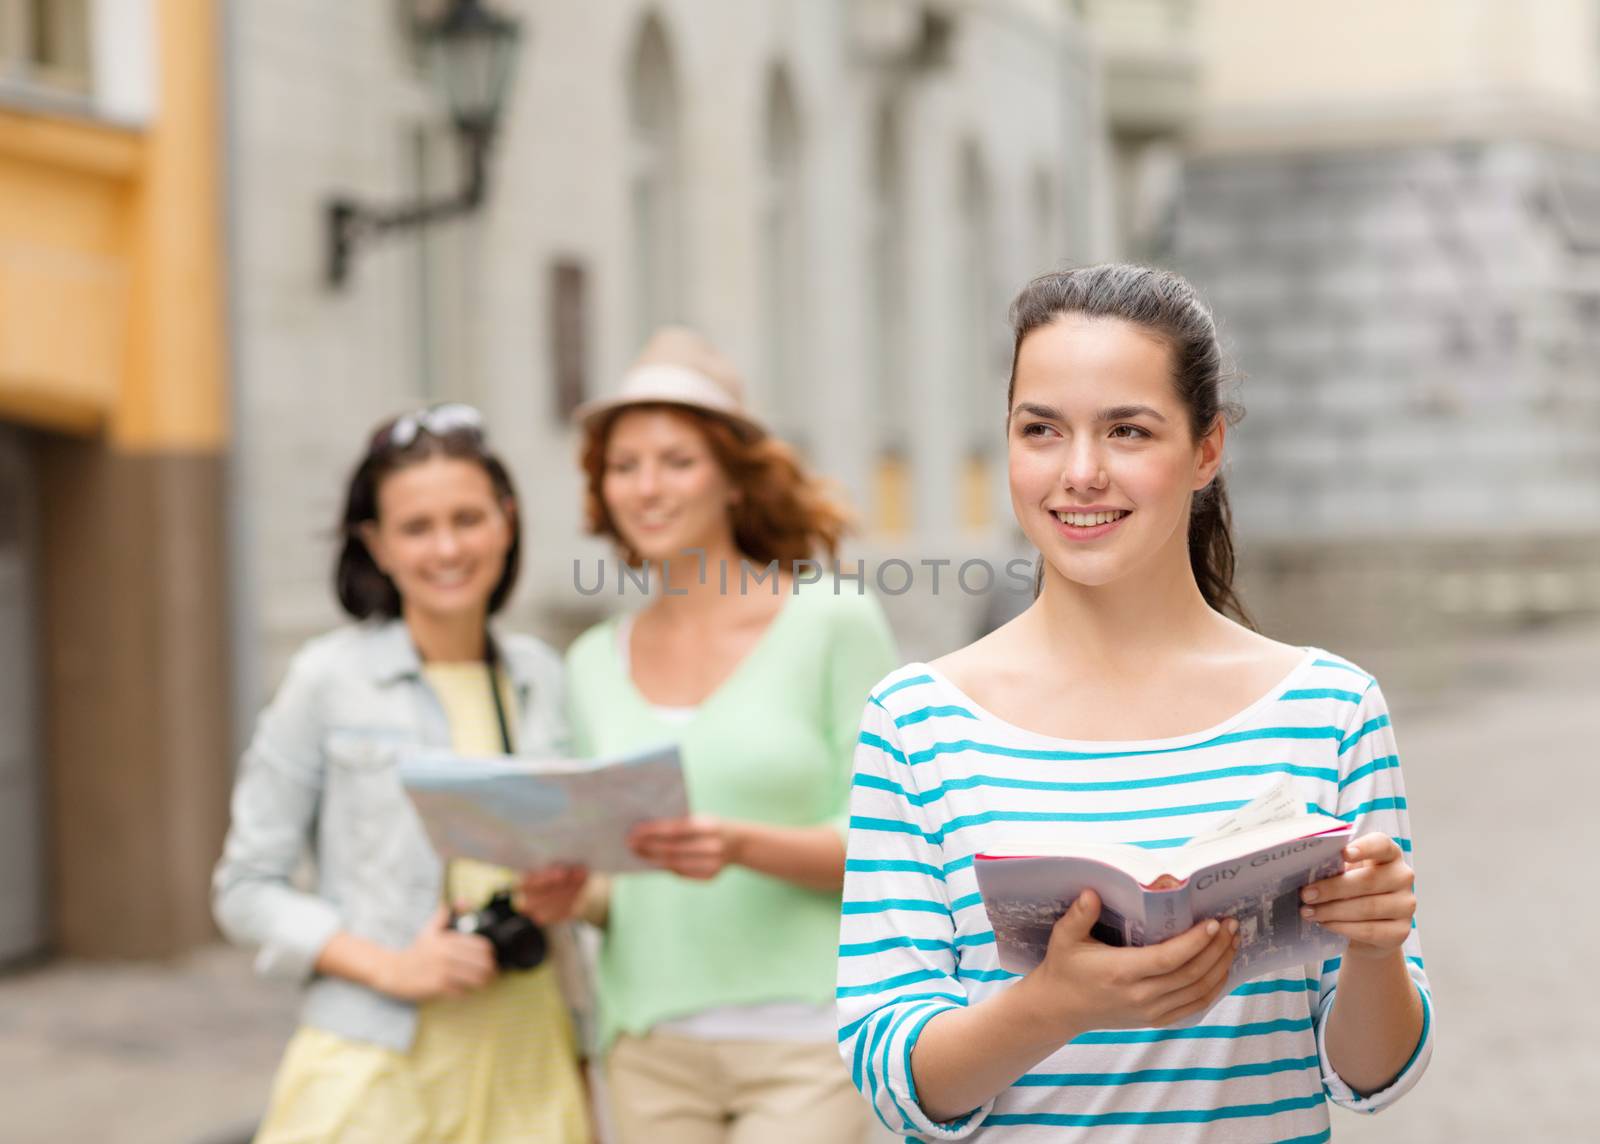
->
xmin=1028 ymin=889 xmax=1242 ymax=1035
xmin=1298 ymin=831 xmax=1416 ymax=958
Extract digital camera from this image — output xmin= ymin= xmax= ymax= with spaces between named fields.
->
xmin=451 ymin=890 xmax=547 ymax=971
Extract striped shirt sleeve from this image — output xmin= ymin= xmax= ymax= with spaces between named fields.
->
xmin=1315 ymin=679 xmax=1435 ymax=1111
xmin=837 ymin=689 xmax=993 ymax=1140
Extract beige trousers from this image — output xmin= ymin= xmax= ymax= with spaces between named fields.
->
xmin=605 ymin=1031 xmax=872 ymax=1144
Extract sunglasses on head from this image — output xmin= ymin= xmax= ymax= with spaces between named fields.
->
xmin=374 ymin=403 xmax=486 ymax=451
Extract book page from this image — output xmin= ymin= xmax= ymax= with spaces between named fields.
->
xmin=399 ymin=743 xmax=688 ymax=872
xmin=977 ymin=839 xmax=1176 ymax=886
xmin=1165 ymin=811 xmax=1348 ymax=882
xmin=1185 ymin=776 xmax=1302 ymax=847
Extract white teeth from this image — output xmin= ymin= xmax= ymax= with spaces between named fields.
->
xmin=1053 ymin=510 xmax=1127 ymax=527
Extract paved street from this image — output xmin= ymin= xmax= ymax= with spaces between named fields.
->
xmin=1329 ymin=616 xmax=1598 ymax=1143
xmin=2 ymin=618 xmax=1595 ymax=1143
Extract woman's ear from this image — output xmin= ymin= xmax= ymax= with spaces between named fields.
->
xmin=1193 ymin=416 xmax=1226 ymax=490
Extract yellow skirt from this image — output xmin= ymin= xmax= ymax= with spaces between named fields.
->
xmin=255 ymin=865 xmax=590 ymax=1144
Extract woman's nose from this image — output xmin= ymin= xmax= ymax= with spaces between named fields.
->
xmin=1061 ymin=441 xmax=1107 ymax=492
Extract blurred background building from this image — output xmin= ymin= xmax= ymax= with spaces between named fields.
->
xmin=228 ymin=0 xmax=1096 ymax=703
xmin=1087 ymin=0 xmax=1600 ymax=647
xmin=0 ymin=0 xmax=227 ymax=964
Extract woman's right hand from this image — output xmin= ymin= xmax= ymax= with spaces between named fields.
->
xmin=1025 ymin=890 xmax=1239 ymax=1035
xmin=517 ymin=864 xmax=591 ymax=924
xmin=372 ymin=905 xmax=497 ymax=1001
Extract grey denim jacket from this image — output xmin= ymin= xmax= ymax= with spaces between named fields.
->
xmin=212 ymin=619 xmax=590 ymax=1053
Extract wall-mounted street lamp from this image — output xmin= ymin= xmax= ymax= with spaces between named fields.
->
xmin=325 ymin=0 xmax=522 ymax=288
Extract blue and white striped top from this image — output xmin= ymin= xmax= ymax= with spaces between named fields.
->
xmin=837 ymin=649 xmax=1433 ymax=1142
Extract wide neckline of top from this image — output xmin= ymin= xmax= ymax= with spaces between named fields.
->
xmin=611 ymin=590 xmax=800 ymax=721
xmin=906 ymin=646 xmax=1322 ymax=752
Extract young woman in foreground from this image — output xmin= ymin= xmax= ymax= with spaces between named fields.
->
xmin=838 ymin=266 xmax=1432 ymax=1141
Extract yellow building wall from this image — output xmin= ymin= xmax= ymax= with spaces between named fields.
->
xmin=0 ymin=112 xmax=134 ymax=434
xmin=0 ymin=0 xmax=225 ymax=451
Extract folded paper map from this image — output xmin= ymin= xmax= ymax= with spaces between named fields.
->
xmin=399 ymin=744 xmax=688 ymax=873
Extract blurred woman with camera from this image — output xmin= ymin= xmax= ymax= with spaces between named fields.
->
xmin=213 ymin=405 xmax=591 ymax=1143
xmin=522 ymin=327 xmax=897 ymax=1144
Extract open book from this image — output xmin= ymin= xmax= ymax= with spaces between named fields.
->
xmin=973 ymin=781 xmax=1352 ymax=988
xmin=398 ymin=743 xmax=687 ymax=873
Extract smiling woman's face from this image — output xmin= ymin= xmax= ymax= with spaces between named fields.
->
xmin=359 ymin=456 xmax=512 ymax=626
xmin=1007 ymin=314 xmax=1224 ymax=592
xmin=600 ymin=407 xmax=738 ymax=563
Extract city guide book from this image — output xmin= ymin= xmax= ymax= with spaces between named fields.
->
xmin=398 ymin=744 xmax=687 ymax=873
xmin=973 ymin=781 xmax=1353 ymax=988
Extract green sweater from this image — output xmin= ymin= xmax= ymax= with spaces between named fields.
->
xmin=565 ymin=585 xmax=898 ymax=1049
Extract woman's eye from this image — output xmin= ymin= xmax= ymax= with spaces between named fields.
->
xmin=400 ymin=520 xmax=430 ymax=537
xmin=666 ymin=455 xmax=696 ymax=469
xmin=1019 ymin=422 xmax=1053 ymax=438
xmin=1109 ymin=424 xmax=1149 ymax=440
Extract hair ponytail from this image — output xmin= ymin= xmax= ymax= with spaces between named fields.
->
xmin=1189 ymin=474 xmax=1250 ymax=626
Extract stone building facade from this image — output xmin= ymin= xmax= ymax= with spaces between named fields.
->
xmin=226 ymin=0 xmax=1099 ymax=696
xmin=1082 ymin=0 xmax=1600 ymax=646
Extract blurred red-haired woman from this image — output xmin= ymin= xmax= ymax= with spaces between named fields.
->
xmin=525 ymin=327 xmax=894 ymax=1144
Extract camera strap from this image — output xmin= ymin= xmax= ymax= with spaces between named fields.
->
xmin=442 ymin=634 xmax=515 ymax=917
xmin=484 ymin=634 xmax=514 ymax=755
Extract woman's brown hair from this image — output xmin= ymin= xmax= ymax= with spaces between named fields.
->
xmin=580 ymin=403 xmax=851 ymax=571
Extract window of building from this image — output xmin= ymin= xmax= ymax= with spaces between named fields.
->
xmin=959 ymin=142 xmax=1005 ymax=532
xmin=760 ymin=64 xmax=807 ymax=452
xmin=549 ymin=258 xmax=589 ymax=421
xmin=869 ymin=99 xmax=909 ymax=535
xmin=627 ymin=14 xmax=683 ymax=347
xmin=0 ymin=0 xmax=91 ymax=96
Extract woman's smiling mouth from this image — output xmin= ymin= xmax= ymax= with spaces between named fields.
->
xmin=1048 ymin=507 xmax=1131 ymax=540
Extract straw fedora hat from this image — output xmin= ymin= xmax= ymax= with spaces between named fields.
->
xmin=572 ymin=326 xmax=767 ymax=441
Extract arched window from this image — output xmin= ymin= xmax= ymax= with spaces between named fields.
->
xmin=627 ymin=14 xmax=683 ymax=344
xmin=869 ymin=99 xmax=909 ymax=533
xmin=959 ymin=142 xmax=1003 ymax=530
xmin=761 ymin=65 xmax=807 ymax=449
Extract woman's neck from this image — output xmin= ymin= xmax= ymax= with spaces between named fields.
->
xmin=403 ymin=605 xmax=488 ymax=664
xmin=1029 ymin=547 xmax=1223 ymax=673
xmin=646 ymin=535 xmax=755 ymax=623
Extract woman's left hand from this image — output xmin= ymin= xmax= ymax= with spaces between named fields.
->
xmin=627 ymin=815 xmax=744 ymax=880
xmin=1299 ymin=832 xmax=1416 ymax=960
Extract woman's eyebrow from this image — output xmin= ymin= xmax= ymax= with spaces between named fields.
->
xmin=1097 ymin=404 xmax=1167 ymax=423
xmin=1010 ymin=401 xmax=1168 ymax=424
